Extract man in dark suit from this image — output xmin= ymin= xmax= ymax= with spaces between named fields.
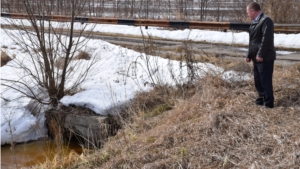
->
xmin=246 ymin=2 xmax=276 ymax=108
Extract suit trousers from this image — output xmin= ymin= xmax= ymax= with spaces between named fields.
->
xmin=253 ymin=61 xmax=274 ymax=107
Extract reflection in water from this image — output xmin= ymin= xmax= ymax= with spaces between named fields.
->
xmin=1 ymin=139 xmax=83 ymax=169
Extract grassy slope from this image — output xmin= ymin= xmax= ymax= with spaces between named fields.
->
xmin=36 ymin=60 xmax=300 ymax=169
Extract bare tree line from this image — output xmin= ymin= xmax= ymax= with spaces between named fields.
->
xmin=258 ymin=0 xmax=300 ymax=24
xmin=2 ymin=0 xmax=300 ymax=23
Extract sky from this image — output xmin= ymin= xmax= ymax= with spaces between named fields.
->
xmin=1 ymin=19 xmax=299 ymax=145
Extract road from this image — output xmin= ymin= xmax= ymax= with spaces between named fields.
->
xmin=91 ymin=33 xmax=300 ymax=65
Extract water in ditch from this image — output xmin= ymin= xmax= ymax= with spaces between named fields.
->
xmin=1 ymin=139 xmax=83 ymax=169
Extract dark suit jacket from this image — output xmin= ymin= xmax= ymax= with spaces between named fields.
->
xmin=247 ymin=13 xmax=276 ymax=62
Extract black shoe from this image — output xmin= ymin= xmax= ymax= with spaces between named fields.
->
xmin=264 ymin=103 xmax=274 ymax=108
xmin=255 ymin=98 xmax=264 ymax=106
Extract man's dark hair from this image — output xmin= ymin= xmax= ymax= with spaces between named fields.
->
xmin=247 ymin=2 xmax=261 ymax=11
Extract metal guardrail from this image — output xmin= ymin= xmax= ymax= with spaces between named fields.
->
xmin=2 ymin=12 xmax=300 ymax=33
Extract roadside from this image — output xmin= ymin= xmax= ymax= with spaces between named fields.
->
xmin=79 ymin=30 xmax=300 ymax=64
xmin=100 ymin=33 xmax=300 ymax=66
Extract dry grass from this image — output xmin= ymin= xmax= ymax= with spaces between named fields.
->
xmin=74 ymin=51 xmax=91 ymax=60
xmin=29 ymin=33 xmax=300 ymax=168
xmin=1 ymin=49 xmax=12 ymax=66
xmin=223 ymin=60 xmax=252 ymax=73
xmin=34 ymin=149 xmax=81 ymax=169
xmin=42 ymin=58 xmax=299 ymax=169
xmin=31 ymin=36 xmax=300 ymax=168
xmin=54 ymin=51 xmax=91 ymax=69
xmin=54 ymin=57 xmax=65 ymax=69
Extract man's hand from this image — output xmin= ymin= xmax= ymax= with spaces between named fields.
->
xmin=256 ymin=56 xmax=263 ymax=62
xmin=246 ymin=58 xmax=251 ymax=62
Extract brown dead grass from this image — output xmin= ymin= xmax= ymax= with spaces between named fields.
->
xmin=74 ymin=51 xmax=91 ymax=60
xmin=54 ymin=51 xmax=91 ymax=69
xmin=54 ymin=60 xmax=299 ymax=169
xmin=31 ymin=56 xmax=300 ymax=169
xmin=1 ymin=50 xmax=12 ymax=66
xmin=54 ymin=57 xmax=65 ymax=69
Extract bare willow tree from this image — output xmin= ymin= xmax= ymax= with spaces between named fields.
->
xmin=2 ymin=0 xmax=97 ymax=106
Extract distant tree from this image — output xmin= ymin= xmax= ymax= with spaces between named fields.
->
xmin=197 ymin=0 xmax=209 ymax=21
xmin=259 ymin=0 xmax=300 ymax=24
xmin=230 ymin=0 xmax=250 ymax=22
xmin=168 ymin=0 xmax=171 ymax=19
xmin=215 ymin=0 xmax=220 ymax=21
xmin=2 ymin=0 xmax=97 ymax=106
xmin=130 ymin=0 xmax=135 ymax=18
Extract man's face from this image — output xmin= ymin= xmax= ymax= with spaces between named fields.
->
xmin=246 ymin=7 xmax=256 ymax=20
